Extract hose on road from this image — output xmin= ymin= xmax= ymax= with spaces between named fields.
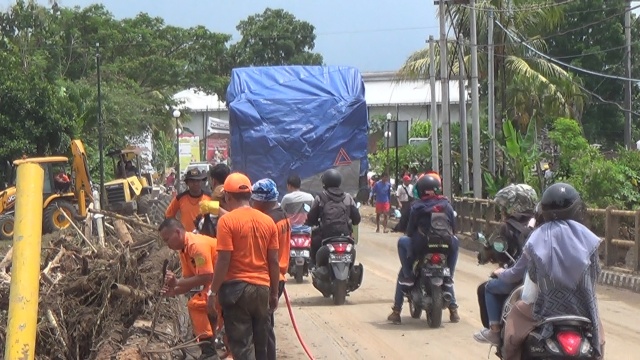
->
xmin=283 ymin=288 xmax=315 ymax=360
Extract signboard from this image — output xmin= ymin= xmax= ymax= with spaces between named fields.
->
xmin=207 ymin=137 xmax=229 ymax=165
xmin=207 ymin=117 xmax=230 ymax=135
xmin=179 ymin=135 xmax=200 ymax=172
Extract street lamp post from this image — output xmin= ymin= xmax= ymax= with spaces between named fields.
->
xmin=173 ymin=109 xmax=181 ymax=193
xmin=386 ymin=112 xmax=393 ymax=180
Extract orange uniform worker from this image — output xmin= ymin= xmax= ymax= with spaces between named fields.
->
xmin=250 ymin=178 xmax=291 ymax=360
xmin=165 ymin=168 xmax=212 ymax=232
xmin=207 ymin=173 xmax=280 ymax=360
xmin=158 ymin=218 xmax=220 ymax=360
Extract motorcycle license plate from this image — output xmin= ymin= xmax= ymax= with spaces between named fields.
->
xmin=290 ymin=250 xmax=310 ymax=258
xmin=423 ymin=267 xmax=451 ymax=277
xmin=329 ymin=253 xmax=353 ymax=263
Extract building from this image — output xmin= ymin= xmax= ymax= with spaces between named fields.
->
xmin=175 ymin=71 xmax=468 ymax=161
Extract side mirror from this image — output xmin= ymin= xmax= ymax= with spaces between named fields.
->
xmin=492 ymin=240 xmax=507 ymax=253
xmin=473 ymin=232 xmax=489 ymax=246
xmin=356 ymin=202 xmax=361 ymax=209
xmin=303 ymin=203 xmax=311 ymax=213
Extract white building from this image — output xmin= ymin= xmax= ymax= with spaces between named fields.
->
xmin=174 ymin=71 xmax=469 ymax=158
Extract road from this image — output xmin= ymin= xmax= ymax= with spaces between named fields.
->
xmin=273 ymin=222 xmax=640 ymax=359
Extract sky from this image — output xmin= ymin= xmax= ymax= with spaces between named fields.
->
xmin=10 ymin=0 xmax=442 ymax=72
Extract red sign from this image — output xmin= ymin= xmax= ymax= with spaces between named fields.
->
xmin=334 ymin=148 xmax=352 ymax=166
xmin=207 ymin=137 xmax=229 ymax=164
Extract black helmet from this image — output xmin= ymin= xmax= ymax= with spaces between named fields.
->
xmin=416 ymin=175 xmax=440 ymax=197
xmin=321 ymin=168 xmax=342 ymax=188
xmin=539 ymin=183 xmax=584 ymax=222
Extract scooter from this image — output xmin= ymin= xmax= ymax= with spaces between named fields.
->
xmin=288 ymin=225 xmax=312 ymax=283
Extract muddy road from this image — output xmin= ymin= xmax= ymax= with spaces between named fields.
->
xmin=274 ymin=222 xmax=640 ymax=359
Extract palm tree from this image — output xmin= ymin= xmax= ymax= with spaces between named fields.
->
xmin=396 ymin=0 xmax=585 ymax=130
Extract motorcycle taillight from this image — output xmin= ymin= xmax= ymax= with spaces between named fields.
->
xmin=556 ymin=331 xmax=581 ymax=356
xmin=430 ymin=253 xmax=442 ymax=264
xmin=291 ymin=235 xmax=311 ymax=248
xmin=332 ymin=242 xmax=349 ymax=253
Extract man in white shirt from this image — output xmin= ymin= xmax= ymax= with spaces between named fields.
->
xmin=394 ymin=175 xmax=414 ymax=232
xmin=280 ymin=174 xmax=315 ymax=227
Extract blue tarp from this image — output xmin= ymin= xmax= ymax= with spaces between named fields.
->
xmin=227 ymin=66 xmax=369 ymax=197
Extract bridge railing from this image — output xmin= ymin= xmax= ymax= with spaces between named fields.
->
xmin=452 ymin=197 xmax=640 ymax=272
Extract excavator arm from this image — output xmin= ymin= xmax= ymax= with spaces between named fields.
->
xmin=70 ymin=140 xmax=94 ymax=217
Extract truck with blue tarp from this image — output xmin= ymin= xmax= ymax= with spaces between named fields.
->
xmin=226 ymin=65 xmax=369 ymax=199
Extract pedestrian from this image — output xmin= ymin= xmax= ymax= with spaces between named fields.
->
xmin=209 ymin=163 xmax=231 ymax=213
xmin=394 ymin=175 xmax=414 ymax=232
xmin=370 ymin=172 xmax=392 ymax=233
xmin=280 ymin=174 xmax=315 ymax=226
xmin=206 ymin=172 xmax=280 ymax=360
xmin=250 ymin=178 xmax=291 ymax=360
xmin=158 ymin=218 xmax=220 ymax=360
xmin=165 ymin=168 xmax=212 ymax=232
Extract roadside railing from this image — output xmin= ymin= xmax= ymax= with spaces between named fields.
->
xmin=452 ymin=197 xmax=640 ymax=272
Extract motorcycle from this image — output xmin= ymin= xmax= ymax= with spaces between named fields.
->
xmin=475 ymin=233 xmax=596 ymax=359
xmin=288 ymin=225 xmax=312 ymax=283
xmin=404 ymin=241 xmax=453 ymax=328
xmin=311 ymin=235 xmax=364 ymax=305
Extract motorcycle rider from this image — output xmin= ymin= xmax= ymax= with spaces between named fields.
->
xmin=502 ymin=183 xmax=604 ymax=359
xmin=305 ymin=168 xmax=361 ymax=268
xmin=281 ymin=174 xmax=315 ymax=227
xmin=474 ymin=184 xmax=538 ymax=345
xmin=388 ymin=174 xmax=460 ymax=324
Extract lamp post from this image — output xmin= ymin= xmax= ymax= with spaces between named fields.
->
xmin=386 ymin=112 xmax=393 ymax=180
xmin=173 ymin=109 xmax=181 ymax=193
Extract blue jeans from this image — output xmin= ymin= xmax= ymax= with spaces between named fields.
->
xmin=485 ymin=278 xmax=518 ymax=325
xmin=394 ymin=236 xmax=460 ymax=309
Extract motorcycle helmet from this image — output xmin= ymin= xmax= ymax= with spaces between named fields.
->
xmin=321 ymin=168 xmax=342 ymax=189
xmin=415 ymin=175 xmax=441 ymax=197
xmin=493 ymin=184 xmax=538 ymax=216
xmin=539 ymin=183 xmax=585 ymax=222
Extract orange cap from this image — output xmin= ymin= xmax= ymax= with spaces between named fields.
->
xmin=223 ymin=172 xmax=252 ymax=193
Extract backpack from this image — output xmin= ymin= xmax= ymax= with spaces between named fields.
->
xmin=504 ymin=216 xmax=534 ymax=258
xmin=425 ymin=206 xmax=453 ymax=245
xmin=319 ymin=192 xmax=351 ymax=237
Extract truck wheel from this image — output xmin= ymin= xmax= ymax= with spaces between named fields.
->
xmin=137 ymin=194 xmax=154 ymax=215
xmin=148 ymin=196 xmax=171 ymax=225
xmin=0 ymin=215 xmax=14 ymax=240
xmin=43 ymin=200 xmax=78 ymax=234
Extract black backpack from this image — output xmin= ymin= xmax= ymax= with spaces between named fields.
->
xmin=504 ymin=216 xmax=534 ymax=258
xmin=319 ymin=192 xmax=351 ymax=237
xmin=426 ymin=207 xmax=454 ymax=245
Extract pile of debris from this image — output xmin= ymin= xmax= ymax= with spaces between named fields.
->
xmin=0 ymin=210 xmax=197 ymax=360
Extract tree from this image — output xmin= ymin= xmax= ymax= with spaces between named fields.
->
xmin=230 ymin=8 xmax=323 ymax=67
xmin=545 ymin=0 xmax=634 ymax=147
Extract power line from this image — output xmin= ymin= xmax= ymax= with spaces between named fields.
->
xmin=494 ymin=19 xmax=640 ymax=83
xmin=459 ymin=0 xmax=575 ymax=13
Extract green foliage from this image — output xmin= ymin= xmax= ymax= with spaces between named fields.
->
xmin=230 ymin=8 xmax=323 ymax=67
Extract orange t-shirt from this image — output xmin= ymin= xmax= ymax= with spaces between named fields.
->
xmin=179 ymin=232 xmax=217 ymax=292
xmin=216 ymin=207 xmax=279 ymax=287
xmin=266 ymin=207 xmax=291 ymax=282
xmin=165 ymin=191 xmax=213 ymax=232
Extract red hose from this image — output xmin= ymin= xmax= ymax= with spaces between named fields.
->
xmin=283 ymin=288 xmax=315 ymax=360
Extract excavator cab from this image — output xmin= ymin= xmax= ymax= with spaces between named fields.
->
xmin=103 ymin=147 xmax=154 ymax=215
xmin=0 ymin=143 xmax=93 ymax=240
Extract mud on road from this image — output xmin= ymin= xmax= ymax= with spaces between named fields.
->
xmin=274 ymin=222 xmax=640 ymax=360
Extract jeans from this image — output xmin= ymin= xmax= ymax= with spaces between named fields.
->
xmin=485 ymin=277 xmax=518 ymax=325
xmin=394 ymin=236 xmax=460 ymax=310
xmin=266 ymin=281 xmax=286 ymax=360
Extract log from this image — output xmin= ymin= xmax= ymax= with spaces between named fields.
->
xmin=88 ymin=208 xmax=157 ymax=231
xmin=110 ymin=283 xmax=153 ymax=300
xmin=114 ymin=220 xmax=134 ymax=246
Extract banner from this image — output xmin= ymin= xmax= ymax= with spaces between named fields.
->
xmin=207 ymin=117 xmax=230 ymax=135
xmin=179 ymin=135 xmax=200 ymax=172
xmin=207 ymin=137 xmax=229 ymax=165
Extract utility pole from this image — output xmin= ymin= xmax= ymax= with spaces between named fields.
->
xmin=96 ymin=43 xmax=105 ymax=208
xmin=429 ymin=36 xmax=439 ymax=172
xmin=469 ymin=0 xmax=482 ymax=197
xmin=458 ymin=34 xmax=470 ymax=194
xmin=438 ymin=0 xmax=452 ymax=199
xmin=624 ymin=0 xmax=632 ymax=149
xmin=488 ymin=9 xmax=496 ymax=175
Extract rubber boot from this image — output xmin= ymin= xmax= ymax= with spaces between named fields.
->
xmin=198 ymin=339 xmax=221 ymax=360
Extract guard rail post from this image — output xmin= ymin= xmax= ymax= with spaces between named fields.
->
xmin=4 ymin=162 xmax=45 ymax=360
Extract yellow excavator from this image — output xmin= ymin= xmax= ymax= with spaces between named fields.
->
xmin=0 ymin=140 xmax=93 ymax=240
xmin=103 ymin=146 xmax=157 ymax=215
